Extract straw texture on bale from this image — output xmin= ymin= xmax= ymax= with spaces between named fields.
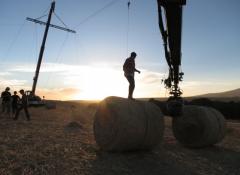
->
xmin=172 ymin=105 xmax=226 ymax=148
xmin=94 ymin=96 xmax=165 ymax=151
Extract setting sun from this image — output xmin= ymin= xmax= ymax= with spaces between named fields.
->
xmin=72 ymin=65 xmax=127 ymax=100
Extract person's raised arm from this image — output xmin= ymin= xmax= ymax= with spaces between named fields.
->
xmin=134 ymin=68 xmax=140 ymax=74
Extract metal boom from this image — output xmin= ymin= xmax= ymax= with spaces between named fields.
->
xmin=157 ymin=0 xmax=186 ymax=116
xmin=157 ymin=0 xmax=186 ymax=98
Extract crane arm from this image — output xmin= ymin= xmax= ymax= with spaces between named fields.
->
xmin=157 ymin=0 xmax=186 ymax=98
xmin=156 ymin=0 xmax=186 ymax=116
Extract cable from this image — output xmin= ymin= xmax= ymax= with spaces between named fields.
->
xmin=24 ymin=24 xmax=36 ymax=65
xmin=34 ymin=24 xmax=39 ymax=64
xmin=74 ymin=0 xmax=121 ymax=29
xmin=35 ymin=4 xmax=51 ymax=20
xmin=53 ymin=12 xmax=68 ymax=28
xmin=126 ymin=0 xmax=131 ymax=57
xmin=2 ymin=20 xmax=26 ymax=63
xmin=73 ymin=34 xmax=81 ymax=65
xmin=35 ymin=14 xmax=48 ymax=20
xmin=45 ymin=33 xmax=69 ymax=88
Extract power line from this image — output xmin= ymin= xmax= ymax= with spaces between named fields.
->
xmin=1 ymin=20 xmax=26 ymax=63
xmin=53 ymin=12 xmax=68 ymax=28
xmin=74 ymin=0 xmax=122 ymax=29
xmin=36 ymin=3 xmax=51 ymax=20
xmin=35 ymin=14 xmax=48 ymax=20
xmin=34 ymin=24 xmax=39 ymax=64
xmin=45 ymin=33 xmax=69 ymax=88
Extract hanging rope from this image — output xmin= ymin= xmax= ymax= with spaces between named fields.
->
xmin=126 ymin=0 xmax=131 ymax=56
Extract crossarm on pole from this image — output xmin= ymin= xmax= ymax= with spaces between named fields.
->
xmin=26 ymin=17 xmax=76 ymax=33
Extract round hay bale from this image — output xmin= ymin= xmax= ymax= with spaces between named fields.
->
xmin=172 ymin=105 xmax=226 ymax=148
xmin=94 ymin=96 xmax=164 ymax=152
xmin=209 ymin=107 xmax=226 ymax=142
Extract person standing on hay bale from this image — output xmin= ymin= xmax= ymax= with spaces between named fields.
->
xmin=1 ymin=87 xmax=12 ymax=116
xmin=123 ymin=52 xmax=141 ymax=100
xmin=11 ymin=91 xmax=20 ymax=115
xmin=13 ymin=89 xmax=30 ymax=121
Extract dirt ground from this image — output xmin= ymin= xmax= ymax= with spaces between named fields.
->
xmin=0 ymin=101 xmax=239 ymax=175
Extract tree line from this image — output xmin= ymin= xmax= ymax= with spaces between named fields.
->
xmin=150 ymin=98 xmax=240 ymax=120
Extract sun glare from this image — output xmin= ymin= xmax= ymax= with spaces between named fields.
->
xmin=70 ymin=65 xmax=127 ymax=100
xmin=18 ymin=63 xmax=166 ymax=101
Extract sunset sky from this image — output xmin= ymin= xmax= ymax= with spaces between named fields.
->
xmin=0 ymin=0 xmax=239 ymax=100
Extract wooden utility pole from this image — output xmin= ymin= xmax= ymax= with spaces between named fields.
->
xmin=26 ymin=1 xmax=76 ymax=95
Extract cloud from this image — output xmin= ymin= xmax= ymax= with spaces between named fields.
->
xmin=139 ymin=70 xmax=164 ymax=84
xmin=0 ymin=78 xmax=29 ymax=97
xmin=9 ymin=63 xmax=74 ymax=73
xmin=0 ymin=78 xmax=27 ymax=88
xmin=0 ymin=72 xmax=11 ymax=76
xmin=35 ymin=87 xmax=81 ymax=101
xmin=0 ymin=62 xmax=180 ymax=99
xmin=2 ymin=62 xmax=239 ymax=99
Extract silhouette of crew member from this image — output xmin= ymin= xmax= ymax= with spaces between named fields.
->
xmin=11 ymin=91 xmax=20 ymax=115
xmin=1 ymin=87 xmax=12 ymax=116
xmin=123 ymin=52 xmax=141 ymax=100
xmin=14 ymin=89 xmax=30 ymax=121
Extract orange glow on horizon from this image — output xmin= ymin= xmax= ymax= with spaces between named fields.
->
xmin=4 ymin=64 xmax=238 ymax=101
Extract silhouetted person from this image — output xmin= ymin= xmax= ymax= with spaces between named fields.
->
xmin=123 ymin=52 xmax=141 ymax=100
xmin=1 ymin=87 xmax=11 ymax=116
xmin=12 ymin=91 xmax=20 ymax=115
xmin=14 ymin=89 xmax=30 ymax=121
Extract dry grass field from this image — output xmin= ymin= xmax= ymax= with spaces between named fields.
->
xmin=0 ymin=100 xmax=239 ymax=175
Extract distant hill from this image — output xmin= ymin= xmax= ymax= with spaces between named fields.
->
xmin=197 ymin=88 xmax=240 ymax=98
